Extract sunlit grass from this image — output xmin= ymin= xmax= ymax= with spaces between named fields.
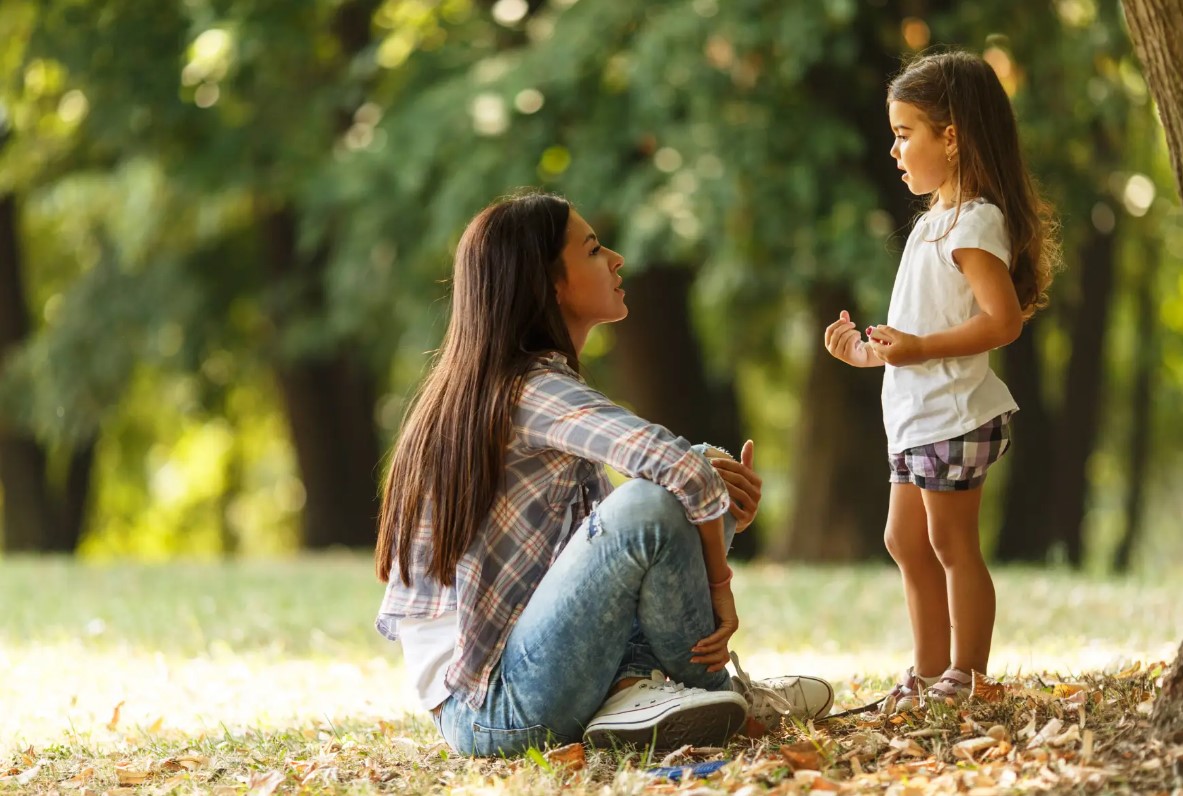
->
xmin=2 ymin=555 xmax=1180 ymax=792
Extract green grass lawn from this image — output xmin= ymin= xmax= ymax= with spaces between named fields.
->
xmin=2 ymin=555 xmax=1180 ymax=793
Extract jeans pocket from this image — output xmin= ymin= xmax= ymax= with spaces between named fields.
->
xmin=470 ymin=723 xmax=556 ymax=758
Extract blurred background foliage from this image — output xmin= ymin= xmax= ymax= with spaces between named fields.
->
xmin=0 ymin=0 xmax=1180 ymax=572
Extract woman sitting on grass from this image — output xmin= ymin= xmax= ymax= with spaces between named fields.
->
xmin=374 ymin=191 xmax=833 ymax=757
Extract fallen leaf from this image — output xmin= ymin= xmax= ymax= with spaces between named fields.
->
xmin=888 ymin=737 xmax=927 ymax=757
xmin=1116 ymin=661 xmax=1142 ymax=678
xmin=114 ymin=764 xmax=151 ymax=786
xmin=1081 ymin=728 xmax=1095 ymax=762
xmin=247 ymin=770 xmax=285 ymax=796
xmin=16 ymin=763 xmax=42 ymax=785
xmin=781 ymin=741 xmax=822 ymax=771
xmin=1027 ymin=717 xmax=1063 ymax=748
xmin=543 ymin=743 xmax=585 ymax=771
xmin=64 ymin=766 xmax=95 ymax=786
xmin=953 ymin=736 xmax=999 ymax=760
xmin=146 ymin=717 xmax=164 ymax=735
xmin=107 ymin=701 xmax=126 ymax=731
xmin=1017 ymin=712 xmax=1037 ymax=740
xmin=1049 ymin=724 xmax=1082 ymax=748
xmin=986 ymin=724 xmax=1010 ymax=742
xmin=1052 ymin=683 xmax=1085 ymax=699
xmin=972 ymin=671 xmax=1006 ymax=703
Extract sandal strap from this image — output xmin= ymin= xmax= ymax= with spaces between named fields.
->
xmin=927 ymin=667 xmax=972 ymax=697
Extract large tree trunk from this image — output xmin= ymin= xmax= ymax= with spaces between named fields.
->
xmin=262 ymin=205 xmax=382 ymax=549
xmin=1048 ymin=219 xmax=1117 ymax=566
xmin=611 ymin=264 xmax=756 ymax=560
xmin=780 ymin=285 xmax=889 ymax=562
xmin=995 ymin=319 xmax=1055 ymax=561
xmin=0 ymin=192 xmax=58 ymax=552
xmin=1113 ymin=245 xmax=1158 ymax=572
xmin=1121 ymin=0 xmax=1183 ymax=729
xmin=1123 ymin=0 xmax=1183 ymax=195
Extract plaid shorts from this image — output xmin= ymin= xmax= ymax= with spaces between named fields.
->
xmin=888 ymin=413 xmax=1012 ymax=492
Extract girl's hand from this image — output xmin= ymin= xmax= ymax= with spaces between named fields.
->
xmin=866 ymin=325 xmax=927 ymax=366
xmin=692 ymin=583 xmax=739 ymax=672
xmin=707 ymin=440 xmax=761 ymax=533
xmin=824 ymin=310 xmax=882 ymax=367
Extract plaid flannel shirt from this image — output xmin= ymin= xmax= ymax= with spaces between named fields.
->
xmin=376 ymin=352 xmax=730 ymax=709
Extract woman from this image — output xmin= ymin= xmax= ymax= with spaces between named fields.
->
xmin=375 ymin=192 xmax=833 ymax=757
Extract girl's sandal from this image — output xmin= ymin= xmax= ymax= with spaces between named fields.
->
xmin=925 ymin=667 xmax=973 ymax=705
xmin=882 ymin=666 xmax=940 ymax=713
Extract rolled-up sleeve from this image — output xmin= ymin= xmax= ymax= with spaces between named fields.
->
xmin=516 ymin=370 xmax=729 ymax=524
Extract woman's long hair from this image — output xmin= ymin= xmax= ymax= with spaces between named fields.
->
xmin=375 ymin=192 xmax=577 ymax=585
xmin=889 ymin=50 xmax=1062 ymax=318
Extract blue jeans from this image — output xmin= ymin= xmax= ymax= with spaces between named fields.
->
xmin=436 ymin=468 xmax=737 ymax=757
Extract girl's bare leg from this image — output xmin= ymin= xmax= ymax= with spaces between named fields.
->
xmin=884 ymin=483 xmax=950 ymax=677
xmin=922 ymin=486 xmax=994 ymax=674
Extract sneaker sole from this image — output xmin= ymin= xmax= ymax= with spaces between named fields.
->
xmin=583 ymin=701 xmax=747 ymax=752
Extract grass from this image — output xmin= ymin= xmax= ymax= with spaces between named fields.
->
xmin=2 ymin=555 xmax=1181 ymax=793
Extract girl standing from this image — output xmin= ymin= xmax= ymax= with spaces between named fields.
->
xmin=824 ymin=51 xmax=1060 ymax=709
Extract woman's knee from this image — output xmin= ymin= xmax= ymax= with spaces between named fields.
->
xmin=594 ymin=479 xmax=693 ymax=548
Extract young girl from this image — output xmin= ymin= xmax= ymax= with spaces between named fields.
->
xmin=377 ymin=191 xmax=833 ymax=756
xmin=824 ymin=51 xmax=1060 ymax=710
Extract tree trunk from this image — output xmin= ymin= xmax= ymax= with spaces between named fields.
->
xmin=1113 ymin=245 xmax=1158 ymax=572
xmin=1123 ymin=0 xmax=1183 ymax=195
xmin=1121 ymin=0 xmax=1183 ymax=733
xmin=1048 ymin=220 xmax=1117 ymax=567
xmin=0 ymin=192 xmax=57 ymax=552
xmin=780 ymin=285 xmax=889 ymax=562
xmin=995 ymin=319 xmax=1054 ymax=562
xmin=45 ymin=440 xmax=97 ymax=552
xmin=610 ymin=263 xmax=756 ymax=560
xmin=261 ymin=205 xmax=382 ymax=549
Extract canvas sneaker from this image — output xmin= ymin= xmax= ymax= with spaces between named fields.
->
xmin=729 ymin=652 xmax=834 ymax=730
xmin=582 ymin=670 xmax=748 ymax=751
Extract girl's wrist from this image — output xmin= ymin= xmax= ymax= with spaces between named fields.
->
xmin=708 ymin=566 xmax=733 ymax=590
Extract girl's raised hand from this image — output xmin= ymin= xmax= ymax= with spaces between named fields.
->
xmin=824 ymin=310 xmax=882 ymax=367
xmin=866 ymin=325 xmax=926 ymax=366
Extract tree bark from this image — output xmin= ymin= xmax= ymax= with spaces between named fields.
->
xmin=1048 ymin=218 xmax=1117 ymax=566
xmin=995 ymin=319 xmax=1055 ymax=561
xmin=1113 ymin=245 xmax=1158 ymax=572
xmin=0 ymin=192 xmax=58 ymax=552
xmin=780 ymin=285 xmax=889 ymax=562
xmin=1123 ymin=0 xmax=1183 ymax=196
xmin=1121 ymin=0 xmax=1183 ymax=734
xmin=610 ymin=263 xmax=757 ymax=560
xmin=261 ymin=205 xmax=382 ymax=549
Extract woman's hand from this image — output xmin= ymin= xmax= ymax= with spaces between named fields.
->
xmin=707 ymin=440 xmax=761 ymax=533
xmin=824 ymin=310 xmax=883 ymax=367
xmin=691 ymin=583 xmax=739 ymax=672
xmin=865 ymin=325 xmax=927 ymax=366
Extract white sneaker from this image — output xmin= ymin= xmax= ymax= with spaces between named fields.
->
xmin=729 ymin=652 xmax=834 ymax=730
xmin=582 ymin=670 xmax=748 ymax=751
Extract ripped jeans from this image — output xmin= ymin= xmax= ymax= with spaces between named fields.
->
xmin=435 ymin=463 xmax=737 ymax=757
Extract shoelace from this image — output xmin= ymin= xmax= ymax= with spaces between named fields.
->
xmin=729 ymin=652 xmax=796 ymax=717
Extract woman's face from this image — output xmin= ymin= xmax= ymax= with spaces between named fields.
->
xmin=554 ymin=210 xmax=627 ymax=346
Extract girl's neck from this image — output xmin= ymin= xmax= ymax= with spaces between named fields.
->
xmin=933 ymin=182 xmax=975 ymax=213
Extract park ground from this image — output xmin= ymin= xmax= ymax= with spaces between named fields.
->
xmin=2 ymin=556 xmax=1181 ymax=794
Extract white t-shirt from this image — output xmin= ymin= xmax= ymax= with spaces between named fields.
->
xmin=398 ymin=611 xmax=458 ymax=711
xmin=881 ymin=197 xmax=1020 ymax=452
xmin=395 ymin=501 xmax=576 ymax=711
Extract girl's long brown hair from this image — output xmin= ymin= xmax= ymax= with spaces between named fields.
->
xmin=375 ymin=192 xmax=577 ymax=585
xmin=889 ymin=51 xmax=1062 ymax=318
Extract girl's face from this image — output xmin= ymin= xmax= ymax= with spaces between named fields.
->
xmin=554 ymin=210 xmax=627 ymax=346
xmin=889 ymin=100 xmax=958 ymax=203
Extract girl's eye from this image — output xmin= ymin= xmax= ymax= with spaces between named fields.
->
xmin=590 ymin=245 xmax=602 ymax=255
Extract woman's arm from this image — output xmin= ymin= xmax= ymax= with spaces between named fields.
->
xmin=516 ymin=370 xmax=730 ymax=523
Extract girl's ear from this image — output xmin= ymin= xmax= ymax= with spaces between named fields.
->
xmin=944 ymin=125 xmax=958 ymax=161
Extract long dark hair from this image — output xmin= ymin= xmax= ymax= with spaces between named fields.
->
xmin=376 ymin=192 xmax=576 ymax=585
xmin=889 ymin=50 xmax=1062 ymax=318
